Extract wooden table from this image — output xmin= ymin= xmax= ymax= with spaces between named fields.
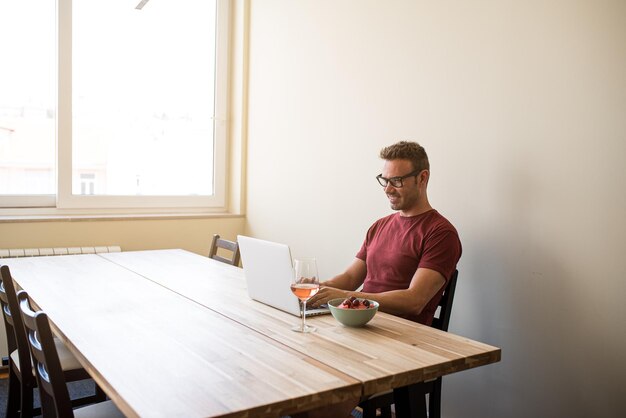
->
xmin=4 ymin=250 xmax=500 ymax=417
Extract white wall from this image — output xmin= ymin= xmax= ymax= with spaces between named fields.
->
xmin=245 ymin=1 xmax=626 ymax=417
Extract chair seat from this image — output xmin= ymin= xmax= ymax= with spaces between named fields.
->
xmin=10 ymin=336 xmax=84 ymax=373
xmin=74 ymin=400 xmax=125 ymax=418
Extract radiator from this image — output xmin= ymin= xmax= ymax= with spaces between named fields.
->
xmin=0 ymin=245 xmax=122 ymax=363
xmin=0 ymin=245 xmax=121 ymax=258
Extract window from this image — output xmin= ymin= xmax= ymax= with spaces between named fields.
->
xmin=0 ymin=0 xmax=230 ymax=212
xmin=0 ymin=1 xmax=56 ymax=203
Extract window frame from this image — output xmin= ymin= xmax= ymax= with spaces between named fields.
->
xmin=1 ymin=0 xmax=230 ymax=213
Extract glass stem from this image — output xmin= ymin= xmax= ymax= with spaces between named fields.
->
xmin=302 ymin=300 xmax=307 ymax=330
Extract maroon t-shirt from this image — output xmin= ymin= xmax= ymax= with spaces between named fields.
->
xmin=356 ymin=209 xmax=462 ymax=325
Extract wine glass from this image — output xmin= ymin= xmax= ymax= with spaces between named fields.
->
xmin=290 ymin=258 xmax=320 ymax=333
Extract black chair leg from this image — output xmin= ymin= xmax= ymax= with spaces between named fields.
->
xmin=19 ymin=382 xmax=34 ymax=418
xmin=394 ymin=382 xmax=427 ymax=418
xmin=5 ymin=370 xmax=21 ymax=418
xmin=40 ymin=391 xmax=56 ymax=418
xmin=380 ymin=405 xmax=392 ymax=418
xmin=363 ymin=406 xmax=377 ymax=418
xmin=429 ymin=378 xmax=442 ymax=418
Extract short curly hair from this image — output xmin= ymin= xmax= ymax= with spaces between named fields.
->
xmin=379 ymin=141 xmax=430 ymax=172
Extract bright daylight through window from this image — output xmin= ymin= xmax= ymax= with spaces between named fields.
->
xmin=0 ymin=0 xmax=228 ymax=211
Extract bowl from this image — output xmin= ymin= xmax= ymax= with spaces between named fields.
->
xmin=327 ymin=297 xmax=379 ymax=327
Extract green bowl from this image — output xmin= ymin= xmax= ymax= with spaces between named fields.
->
xmin=327 ymin=298 xmax=379 ymax=327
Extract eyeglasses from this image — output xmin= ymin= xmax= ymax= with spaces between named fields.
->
xmin=376 ymin=169 xmax=422 ymax=188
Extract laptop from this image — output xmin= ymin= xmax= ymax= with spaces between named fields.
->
xmin=237 ymin=235 xmax=330 ymax=317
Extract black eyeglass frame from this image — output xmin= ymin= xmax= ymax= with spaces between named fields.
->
xmin=376 ymin=169 xmax=423 ymax=188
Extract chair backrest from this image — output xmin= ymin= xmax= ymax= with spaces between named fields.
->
xmin=0 ymin=265 xmax=36 ymax=381
xmin=18 ymin=290 xmax=75 ymax=418
xmin=209 ymin=234 xmax=241 ymax=266
xmin=358 ymin=269 xmax=460 ymax=418
xmin=431 ymin=269 xmax=459 ymax=332
xmin=0 ymin=265 xmax=18 ymax=356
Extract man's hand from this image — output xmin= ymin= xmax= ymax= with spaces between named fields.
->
xmin=308 ymin=286 xmax=350 ymax=308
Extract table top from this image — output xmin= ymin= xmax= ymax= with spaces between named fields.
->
xmin=4 ymin=250 xmax=500 ymax=417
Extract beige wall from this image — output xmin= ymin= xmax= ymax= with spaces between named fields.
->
xmin=0 ymin=216 xmax=245 ymax=256
xmin=245 ymin=1 xmax=626 ymax=417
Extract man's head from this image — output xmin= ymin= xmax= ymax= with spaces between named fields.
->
xmin=379 ymin=141 xmax=429 ymax=173
xmin=377 ymin=141 xmax=432 ymax=216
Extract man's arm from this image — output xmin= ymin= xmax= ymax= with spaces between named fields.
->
xmin=308 ymin=258 xmax=366 ymax=306
xmin=310 ymin=266 xmax=446 ymax=318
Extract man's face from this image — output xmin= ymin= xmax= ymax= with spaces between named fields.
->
xmin=381 ymin=159 xmax=421 ymax=213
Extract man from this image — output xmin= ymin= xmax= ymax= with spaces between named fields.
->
xmin=297 ymin=141 xmax=462 ymax=418
xmin=309 ymin=140 xmax=461 ymax=326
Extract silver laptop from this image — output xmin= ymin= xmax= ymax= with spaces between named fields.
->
xmin=237 ymin=235 xmax=330 ymax=317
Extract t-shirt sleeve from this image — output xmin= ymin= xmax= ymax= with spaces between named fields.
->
xmin=356 ymin=240 xmax=367 ymax=261
xmin=356 ymin=221 xmax=378 ymax=261
xmin=418 ymin=228 xmax=462 ymax=282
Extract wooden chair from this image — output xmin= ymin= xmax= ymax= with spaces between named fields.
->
xmin=17 ymin=290 xmax=124 ymax=418
xmin=209 ymin=234 xmax=241 ymax=266
xmin=0 ymin=265 xmax=105 ymax=418
xmin=358 ymin=269 xmax=459 ymax=418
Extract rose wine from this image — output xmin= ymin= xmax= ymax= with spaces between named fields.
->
xmin=290 ymin=283 xmax=320 ymax=301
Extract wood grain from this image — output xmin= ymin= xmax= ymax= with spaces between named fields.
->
xmin=101 ymin=250 xmax=501 ymax=396
xmin=5 ymin=254 xmax=360 ymax=418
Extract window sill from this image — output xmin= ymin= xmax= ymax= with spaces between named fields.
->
xmin=0 ymin=209 xmax=244 ymax=223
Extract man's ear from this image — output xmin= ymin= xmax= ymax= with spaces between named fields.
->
xmin=418 ymin=169 xmax=430 ymax=186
